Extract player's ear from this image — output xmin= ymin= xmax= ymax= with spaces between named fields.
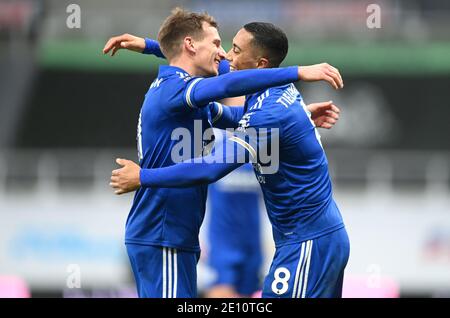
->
xmin=257 ymin=57 xmax=269 ymax=69
xmin=183 ymin=37 xmax=196 ymax=54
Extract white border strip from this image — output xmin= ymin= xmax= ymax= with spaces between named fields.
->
xmin=228 ymin=136 xmax=257 ymax=159
xmin=173 ymin=249 xmax=178 ymax=298
xmin=162 ymin=247 xmax=167 ymax=298
xmin=292 ymin=242 xmax=306 ymax=298
xmin=185 ymin=78 xmax=203 ymax=109
xmin=301 ymin=240 xmax=313 ymax=298
xmin=212 ymin=102 xmax=223 ymax=123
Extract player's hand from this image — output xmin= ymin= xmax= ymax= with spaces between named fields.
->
xmin=307 ymin=101 xmax=340 ymax=129
xmin=298 ymin=63 xmax=343 ymax=90
xmin=103 ymin=34 xmax=145 ymax=57
xmin=110 ymin=158 xmax=141 ymax=195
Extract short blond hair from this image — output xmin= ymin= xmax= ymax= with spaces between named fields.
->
xmin=157 ymin=7 xmax=218 ymax=60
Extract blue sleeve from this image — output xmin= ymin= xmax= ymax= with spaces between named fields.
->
xmin=218 ymin=59 xmax=231 ymax=75
xmin=210 ymin=102 xmax=244 ymax=129
xmin=142 ymin=38 xmax=231 ymax=75
xmin=142 ymin=38 xmax=165 ymax=58
xmin=184 ymin=66 xmax=298 ymax=108
xmin=140 ymin=131 xmax=253 ymax=188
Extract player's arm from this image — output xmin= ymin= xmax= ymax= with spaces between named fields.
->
xmin=103 ymin=35 xmax=343 ymax=105
xmin=209 ymin=102 xmax=245 ymax=129
xmin=110 ymin=132 xmax=253 ymax=193
xmin=103 ymin=34 xmax=150 ymax=56
xmin=104 ymin=36 xmax=343 ymax=100
xmin=103 ymin=34 xmax=164 ymax=58
xmin=103 ymin=34 xmax=232 ymax=74
xmin=185 ymin=64 xmax=342 ymax=110
xmin=139 ymin=152 xmax=245 ymax=189
xmin=210 ymin=101 xmax=341 ymax=130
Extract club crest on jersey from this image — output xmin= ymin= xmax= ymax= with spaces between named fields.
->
xmin=237 ymin=112 xmax=254 ymax=132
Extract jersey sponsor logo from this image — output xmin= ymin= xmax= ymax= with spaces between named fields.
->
xmin=256 ymin=174 xmax=266 ymax=184
xmin=253 ymin=163 xmax=266 ymax=184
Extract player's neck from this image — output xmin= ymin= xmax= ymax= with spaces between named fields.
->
xmin=169 ymin=56 xmax=198 ymax=77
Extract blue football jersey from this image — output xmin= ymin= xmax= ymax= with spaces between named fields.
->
xmin=238 ymin=84 xmax=344 ymax=247
xmin=125 ymin=65 xmax=213 ymax=251
xmin=207 ymin=164 xmax=263 ymax=295
xmin=208 ymin=163 xmax=261 ymax=251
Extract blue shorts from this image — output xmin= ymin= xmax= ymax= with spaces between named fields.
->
xmin=126 ymin=244 xmax=200 ymax=298
xmin=208 ymin=247 xmax=262 ymax=296
xmin=262 ymin=227 xmax=350 ymax=298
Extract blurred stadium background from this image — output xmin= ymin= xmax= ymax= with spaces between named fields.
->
xmin=0 ymin=0 xmax=449 ymax=298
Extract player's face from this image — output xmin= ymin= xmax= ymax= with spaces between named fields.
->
xmin=227 ymin=28 xmax=261 ymax=71
xmin=194 ymin=23 xmax=226 ymax=77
